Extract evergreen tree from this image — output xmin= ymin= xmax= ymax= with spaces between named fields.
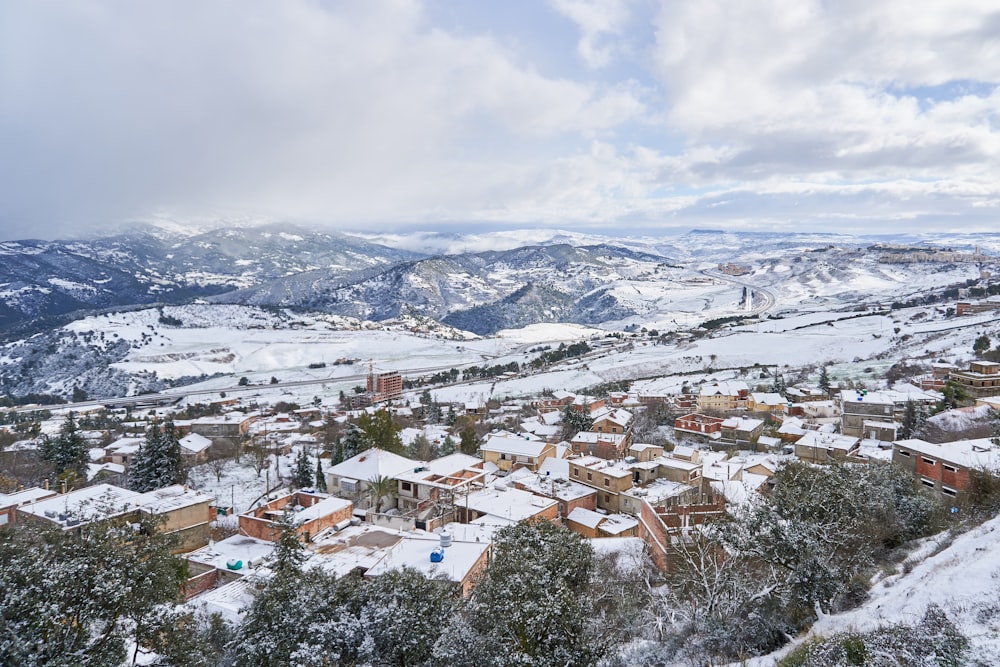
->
xmin=974 ymin=333 xmax=991 ymax=357
xmin=440 ymin=435 xmax=456 ymax=456
xmin=0 ymin=515 xmax=184 ymax=666
xmin=131 ymin=420 xmax=183 ymax=492
xmin=314 ymin=456 xmax=327 ymax=492
xmin=900 ymin=399 xmax=927 ymax=439
xmin=291 ymin=448 xmax=313 ymax=489
xmin=818 ymin=365 xmax=831 ymax=394
xmin=40 ymin=411 xmax=88 ymax=476
xmin=562 ymin=404 xmax=594 ymax=438
xmin=771 ymin=373 xmax=787 ymax=396
xmin=340 ymin=424 xmax=366 ymax=460
xmin=332 ymin=437 xmax=345 ymax=465
xmin=357 ymin=409 xmax=403 ymax=454
xmin=434 ymin=521 xmax=604 ymax=666
xmin=459 ymin=426 xmax=479 ymax=455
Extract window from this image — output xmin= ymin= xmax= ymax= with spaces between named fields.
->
xmin=943 ymin=464 xmax=958 ymax=473
xmin=898 ymin=450 xmax=911 ymax=457
xmin=942 ymin=487 xmax=957 ymax=497
xmin=921 ymin=457 xmax=936 ymax=466
xmin=604 ymin=478 xmax=610 ymax=487
xmin=920 ymin=478 xmax=935 ymax=488
xmin=500 ymin=453 xmax=507 ymax=460
xmin=690 ymin=470 xmax=700 ymax=479
xmin=587 ymin=472 xmax=593 ymax=481
xmin=572 ymin=467 xmax=579 ymax=477
xmin=400 ymin=482 xmax=412 ymax=492
xmin=604 ymin=494 xmax=611 ymax=504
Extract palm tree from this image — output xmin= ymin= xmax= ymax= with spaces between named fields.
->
xmin=367 ymin=474 xmax=397 ymax=513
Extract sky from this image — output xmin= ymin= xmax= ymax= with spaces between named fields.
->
xmin=0 ymin=0 xmax=998 ymax=241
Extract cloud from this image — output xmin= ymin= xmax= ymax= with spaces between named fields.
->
xmin=0 ymin=0 xmax=997 ymax=240
xmin=549 ymin=0 xmax=634 ymax=68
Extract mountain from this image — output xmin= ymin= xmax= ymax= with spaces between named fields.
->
xmin=0 ymin=224 xmax=419 ymax=334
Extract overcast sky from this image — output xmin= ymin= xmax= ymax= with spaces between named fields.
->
xmin=1 ymin=0 xmax=998 ymax=240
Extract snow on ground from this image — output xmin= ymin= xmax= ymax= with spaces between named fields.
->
xmin=743 ymin=516 xmax=1000 ymax=666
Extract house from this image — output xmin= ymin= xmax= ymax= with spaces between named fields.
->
xmin=719 ymin=416 xmax=765 ymax=448
xmin=591 ymin=407 xmax=633 ymax=437
xmin=696 ymin=381 xmax=749 ymax=412
xmin=569 ymin=456 xmax=634 ymax=513
xmin=565 ymin=507 xmax=639 ymax=539
xmin=839 ymin=390 xmax=898 ymax=438
xmin=325 ymin=448 xmax=416 ymax=509
xmin=893 ymin=437 xmax=1000 ymax=504
xmin=673 ymin=413 xmax=724 ymax=439
xmin=238 ymin=491 xmax=353 ymax=542
xmin=363 ymin=531 xmax=491 ymax=597
xmin=189 ymin=412 xmax=255 ymax=439
xmin=507 ymin=458 xmax=597 ymax=519
xmin=747 ymin=392 xmax=787 ymax=414
xmin=480 ymin=435 xmax=556 ymax=472
xmin=457 ymin=484 xmax=559 ymax=526
xmin=16 ymin=483 xmax=215 ymax=552
xmin=628 ymin=443 xmax=665 ymax=462
xmin=104 ymin=437 xmax=144 ymax=468
xmin=393 ymin=453 xmax=491 ymax=529
xmin=179 ymin=433 xmax=213 ymax=462
xmin=949 ymin=361 xmax=1000 ymax=398
xmin=0 ymin=487 xmax=57 ymax=527
xmin=794 ymin=431 xmax=861 ymax=463
xmin=569 ymin=431 xmax=629 ymax=459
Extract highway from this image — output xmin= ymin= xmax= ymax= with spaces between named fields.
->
xmin=700 ymin=268 xmax=777 ymax=317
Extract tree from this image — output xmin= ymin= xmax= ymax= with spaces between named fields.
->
xmin=818 ymin=365 xmax=831 ymax=394
xmin=291 ymin=448 xmax=312 ymax=490
xmin=314 ymin=456 xmax=327 ymax=493
xmin=408 ymin=433 xmax=436 ymax=461
xmin=900 ymin=399 xmax=927 ymax=439
xmin=771 ymin=372 xmax=787 ymax=396
xmin=974 ymin=333 xmax=991 ymax=357
xmin=459 ymin=426 xmax=479 ymax=455
xmin=440 ymin=435 xmax=456 ymax=456
xmin=357 ymin=409 xmax=403 ymax=453
xmin=130 ymin=420 xmax=183 ymax=492
xmin=40 ymin=411 xmax=88 ymax=477
xmin=0 ymin=514 xmax=184 ymax=666
xmin=562 ymin=404 xmax=594 ymax=437
xmin=367 ymin=474 xmax=397 ymax=513
xmin=434 ymin=521 xmax=605 ymax=666
xmin=238 ymin=376 xmax=249 ymax=386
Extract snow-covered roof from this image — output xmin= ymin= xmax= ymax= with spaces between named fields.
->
xmin=326 ymin=448 xmax=416 ymax=483
xmin=107 ymin=437 xmax=143 ymax=454
xmin=894 ymin=438 xmax=1000 ymax=470
xmin=567 ymin=506 xmax=603 ymax=528
xmin=0 ymin=486 xmax=57 ymax=508
xmin=700 ymin=381 xmax=749 ymax=397
xmin=721 ymin=416 xmax=765 ymax=431
xmin=507 ymin=467 xmax=594 ymax=501
xmin=393 ymin=453 xmax=486 ymax=486
xmin=187 ymin=534 xmax=276 ymax=573
xmin=570 ymin=431 xmax=627 ymax=445
xmin=364 ymin=533 xmax=490 ymax=586
xmin=465 ymin=485 xmax=557 ymax=522
xmin=481 ymin=435 xmax=551 ymax=457
xmin=795 ymin=431 xmax=859 ymax=452
xmin=751 ymin=392 xmax=787 ymax=406
xmin=136 ymin=484 xmax=215 ymax=513
xmin=86 ymin=462 xmax=125 ymax=480
xmin=599 ymin=513 xmax=639 ymax=536
xmin=292 ymin=496 xmax=352 ymax=524
xmin=179 ymin=433 xmax=213 ymax=454
xmin=17 ymin=483 xmax=142 ymax=526
xmin=591 ymin=407 xmax=633 ymax=427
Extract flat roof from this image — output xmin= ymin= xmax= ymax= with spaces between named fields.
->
xmin=364 ymin=534 xmax=490 ymax=585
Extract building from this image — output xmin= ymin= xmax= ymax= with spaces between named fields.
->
xmin=0 ymin=487 xmax=57 ymax=527
xmin=697 ymin=381 xmax=749 ymax=412
xmin=393 ymin=453 xmax=491 ymax=529
xmin=794 ymin=431 xmax=861 ymax=463
xmin=949 ymin=361 xmax=1000 ymax=398
xmin=747 ymin=392 xmax=788 ymax=414
xmin=480 ymin=435 xmax=556 ymax=472
xmin=238 ymin=491 xmax=353 ymax=542
xmin=719 ymin=416 xmax=765 ymax=448
xmin=367 ymin=370 xmax=403 ymax=402
xmin=568 ymin=431 xmax=630 ymax=459
xmin=674 ymin=413 xmax=724 ymax=439
xmin=325 ymin=448 xmax=416 ymax=508
xmin=839 ymin=390 xmax=899 ymax=438
xmin=565 ymin=507 xmax=639 ymax=539
xmin=893 ymin=437 xmax=1000 ymax=504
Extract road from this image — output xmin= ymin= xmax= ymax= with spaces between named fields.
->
xmin=700 ymin=268 xmax=777 ymax=317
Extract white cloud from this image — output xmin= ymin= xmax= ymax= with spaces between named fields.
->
xmin=550 ymin=0 xmax=634 ymax=68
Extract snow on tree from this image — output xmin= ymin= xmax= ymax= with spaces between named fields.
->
xmin=291 ymin=447 xmax=312 ymax=490
xmin=39 ymin=411 xmax=88 ymax=476
xmin=130 ymin=419 xmax=183 ymax=492
xmin=439 ymin=435 xmax=456 ymax=456
xmin=0 ymin=513 xmax=183 ymax=666
xmin=357 ymin=409 xmax=403 ymax=454
xmin=314 ymin=456 xmax=326 ymax=492
xmin=433 ymin=521 xmax=605 ymax=666
xmin=818 ymin=365 xmax=831 ymax=394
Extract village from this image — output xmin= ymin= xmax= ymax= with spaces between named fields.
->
xmin=4 ymin=349 xmax=1000 ymax=633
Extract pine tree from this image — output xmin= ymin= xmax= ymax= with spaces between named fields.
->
xmin=818 ymin=365 xmax=831 ymax=394
xmin=440 ymin=435 xmax=456 ymax=456
xmin=291 ymin=448 xmax=313 ymax=489
xmin=459 ymin=426 xmax=479 ymax=456
xmin=771 ymin=373 xmax=787 ymax=396
xmin=40 ymin=411 xmax=88 ymax=475
xmin=314 ymin=456 xmax=327 ymax=492
xmin=131 ymin=420 xmax=183 ymax=492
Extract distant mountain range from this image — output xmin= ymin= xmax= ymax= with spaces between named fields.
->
xmin=2 ymin=223 xmax=999 ymax=337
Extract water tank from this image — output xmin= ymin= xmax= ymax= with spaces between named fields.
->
xmin=439 ymin=531 xmax=452 ymax=548
xmin=430 ymin=547 xmax=445 ymax=563
xmin=226 ymin=559 xmax=243 ymax=570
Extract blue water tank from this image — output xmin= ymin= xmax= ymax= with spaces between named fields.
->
xmin=430 ymin=547 xmax=445 ymax=563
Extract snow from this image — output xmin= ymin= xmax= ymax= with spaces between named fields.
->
xmin=362 ymin=532 xmax=489 ymax=587
xmin=187 ymin=534 xmax=275 ymax=574
xmin=325 ymin=448 xmax=416 ymax=484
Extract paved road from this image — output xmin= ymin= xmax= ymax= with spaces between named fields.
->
xmin=700 ymin=268 xmax=777 ymax=316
